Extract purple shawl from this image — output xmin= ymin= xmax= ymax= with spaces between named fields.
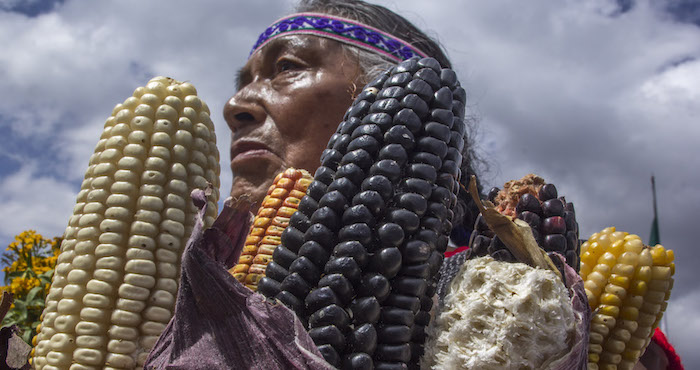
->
xmin=144 ymin=190 xmax=332 ymax=370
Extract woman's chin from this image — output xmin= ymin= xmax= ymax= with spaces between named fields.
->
xmin=230 ymin=167 xmax=284 ymax=206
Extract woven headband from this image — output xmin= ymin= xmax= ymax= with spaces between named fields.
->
xmin=250 ymin=12 xmax=428 ymax=62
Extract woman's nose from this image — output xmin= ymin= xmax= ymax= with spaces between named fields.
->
xmin=223 ymin=86 xmax=267 ymax=133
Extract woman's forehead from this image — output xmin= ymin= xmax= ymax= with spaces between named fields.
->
xmin=252 ymin=34 xmax=341 ymax=60
xmin=237 ymin=35 xmax=345 ymax=88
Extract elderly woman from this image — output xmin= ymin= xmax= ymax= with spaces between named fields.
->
xmin=224 ymin=0 xmax=480 ymax=239
xmin=145 ymin=1 xmax=485 ymax=368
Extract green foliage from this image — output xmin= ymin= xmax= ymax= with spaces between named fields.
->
xmin=1 ymin=230 xmax=61 ymax=344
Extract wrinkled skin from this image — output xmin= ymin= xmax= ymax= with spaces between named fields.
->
xmin=224 ymin=35 xmax=362 ymax=207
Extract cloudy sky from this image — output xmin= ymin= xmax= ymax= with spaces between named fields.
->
xmin=1 ymin=0 xmax=698 ymax=365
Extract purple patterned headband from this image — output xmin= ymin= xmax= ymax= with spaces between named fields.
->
xmin=250 ymin=12 xmax=428 ymax=63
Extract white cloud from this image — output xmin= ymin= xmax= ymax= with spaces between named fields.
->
xmin=666 ymin=291 xmax=700 ymax=367
xmin=0 ymin=162 xmax=76 ymax=240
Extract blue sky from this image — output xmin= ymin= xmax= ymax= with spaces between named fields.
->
xmin=1 ymin=0 xmax=699 ymax=366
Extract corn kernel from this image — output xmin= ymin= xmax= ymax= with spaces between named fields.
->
xmin=262 ymin=197 xmax=283 ymax=208
xmin=618 ymin=251 xmax=639 ymax=266
xmin=638 ymin=249 xmax=653 ymax=267
xmin=611 ymin=230 xmax=627 ymax=242
xmin=246 ymin=233 xmax=262 ymax=244
xmin=248 ymin=265 xmax=266 ymax=275
xmin=640 ymin=302 xmax=660 ymax=315
xmin=587 ymin=294 xmax=598 ymax=309
xmin=651 ymin=266 xmax=671 ymax=280
xmin=609 ymin=240 xmax=625 ymax=257
xmin=590 ymin=332 xmax=605 ymax=344
xmin=651 ymin=246 xmax=666 ymax=265
xmin=593 ymin=263 xmax=612 ymax=275
xmin=603 ymin=338 xmax=626 ymax=354
xmin=265 ymin=225 xmax=286 ymax=237
xmin=598 ymin=305 xmax=620 ymax=318
xmin=612 ymin=328 xmax=631 ymax=342
xmin=636 ymin=313 xmax=656 ymax=327
xmin=257 ymin=244 xmax=277 ymax=255
xmin=276 ymin=177 xmax=295 ymax=189
xmin=604 ymin=285 xmax=626 ymax=302
xmin=618 ymin=319 xmax=638 ymax=334
xmin=623 ymin=238 xmax=643 ymax=254
xmin=620 ymin=307 xmax=638 ymax=321
xmin=646 ymin=290 xmax=667 ymax=304
xmin=257 ymin=207 xmax=276 ymax=218
xmin=252 ymin=254 xmax=273 ymax=265
xmin=598 ymin=252 xmax=617 ymax=268
xmin=277 ymin=206 xmax=298 ymax=218
xmin=629 ymin=281 xmax=647 ymax=296
xmin=231 ymin=264 xmax=249 ymax=274
xmin=585 ymin=281 xmax=603 ymax=298
xmin=589 ymin=241 xmax=605 ymax=257
xmin=611 ymin=263 xmax=636 ymax=278
xmin=609 ymin=274 xmax=630 ymax=289
xmin=623 ymin=295 xmax=643 ymax=309
xmin=282 ymin=197 xmax=301 ymax=208
xmin=271 ymin=216 xmax=290 ymax=228
xmin=270 ymin=187 xmax=289 ymax=199
xmin=600 ymin=352 xmax=622 ymax=364
xmin=283 ymin=168 xmax=302 ymax=180
xmin=634 ymin=266 xmax=651 ymax=283
xmin=588 ymin=271 xmax=608 ymax=289
xmin=589 ymin=344 xmax=603 ymax=355
xmin=253 ymin=217 xmax=271 ymax=228
xmin=593 ymin=314 xmax=617 ymax=329
xmin=261 ymin=236 xmax=282 ymax=245
xmin=665 ymin=249 xmax=674 ymax=263
xmin=648 ymin=279 xmax=669 ymax=292
xmin=242 ymin=244 xmax=259 ymax=255
xmin=294 ymin=177 xmax=312 ymax=191
xmin=622 ymin=349 xmax=641 ymax=360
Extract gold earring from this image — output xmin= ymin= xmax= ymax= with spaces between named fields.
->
xmin=349 ymin=81 xmax=358 ymax=100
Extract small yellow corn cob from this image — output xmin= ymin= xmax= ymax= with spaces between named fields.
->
xmin=33 ymin=77 xmax=220 ymax=370
xmin=580 ymin=227 xmax=675 ymax=370
xmin=229 ymin=168 xmax=312 ymax=291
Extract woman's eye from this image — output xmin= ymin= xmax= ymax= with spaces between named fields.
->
xmin=276 ymin=59 xmax=300 ymax=73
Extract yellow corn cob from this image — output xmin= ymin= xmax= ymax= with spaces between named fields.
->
xmin=580 ymin=227 xmax=675 ymax=370
xmin=33 ymin=77 xmax=220 ymax=370
xmin=229 ymin=168 xmax=312 ymax=291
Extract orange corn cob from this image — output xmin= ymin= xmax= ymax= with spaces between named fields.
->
xmin=229 ymin=168 xmax=312 ymax=291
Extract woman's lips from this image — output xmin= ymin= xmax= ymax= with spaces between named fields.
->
xmin=230 ymin=140 xmax=277 ymax=166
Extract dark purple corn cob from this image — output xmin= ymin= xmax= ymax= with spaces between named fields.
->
xmin=467 ymin=174 xmax=580 ymax=271
xmin=259 ymin=57 xmax=466 ymax=369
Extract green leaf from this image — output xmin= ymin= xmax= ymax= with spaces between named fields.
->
xmin=22 ymin=328 xmax=31 ymax=344
xmin=28 ymin=297 xmax=45 ymax=309
xmin=38 ymin=269 xmax=54 ymax=286
xmin=6 ymin=270 xmax=24 ymax=280
xmin=26 ymin=286 xmax=43 ymax=305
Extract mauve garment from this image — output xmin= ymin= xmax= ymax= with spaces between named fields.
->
xmin=144 ymin=190 xmax=332 ymax=370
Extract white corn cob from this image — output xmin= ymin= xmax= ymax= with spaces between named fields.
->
xmin=33 ymin=77 xmax=220 ymax=370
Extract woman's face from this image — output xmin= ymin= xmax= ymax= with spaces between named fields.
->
xmin=224 ymin=35 xmax=361 ymax=206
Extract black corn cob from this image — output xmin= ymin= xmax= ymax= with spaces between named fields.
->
xmin=468 ymin=175 xmax=581 ymax=271
xmin=259 ymin=57 xmax=466 ymax=369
